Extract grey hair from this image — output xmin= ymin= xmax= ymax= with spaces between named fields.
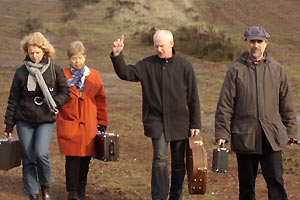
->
xmin=153 ymin=30 xmax=174 ymax=42
xmin=67 ymin=41 xmax=86 ymax=57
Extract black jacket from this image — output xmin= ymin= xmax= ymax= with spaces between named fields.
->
xmin=5 ymin=61 xmax=70 ymax=130
xmin=110 ymin=52 xmax=201 ymax=141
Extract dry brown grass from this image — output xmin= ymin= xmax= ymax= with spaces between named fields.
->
xmin=0 ymin=0 xmax=300 ymax=199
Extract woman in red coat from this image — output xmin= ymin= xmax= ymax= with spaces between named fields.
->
xmin=56 ymin=41 xmax=108 ymax=200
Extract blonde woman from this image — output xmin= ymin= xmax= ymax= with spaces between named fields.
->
xmin=56 ymin=41 xmax=108 ymax=200
xmin=4 ymin=32 xmax=70 ymax=200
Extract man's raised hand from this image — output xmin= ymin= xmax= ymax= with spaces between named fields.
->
xmin=112 ymin=35 xmax=125 ymax=57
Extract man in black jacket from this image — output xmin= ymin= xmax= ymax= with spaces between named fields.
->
xmin=110 ymin=30 xmax=201 ymax=200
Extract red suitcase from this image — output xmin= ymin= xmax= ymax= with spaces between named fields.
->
xmin=94 ymin=131 xmax=120 ymax=162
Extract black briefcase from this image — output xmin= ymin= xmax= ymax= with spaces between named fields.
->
xmin=94 ymin=131 xmax=120 ymax=162
xmin=0 ymin=138 xmax=22 ymax=170
xmin=212 ymin=146 xmax=229 ymax=173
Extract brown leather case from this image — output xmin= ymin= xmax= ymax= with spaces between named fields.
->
xmin=94 ymin=132 xmax=120 ymax=162
xmin=186 ymin=136 xmax=208 ymax=195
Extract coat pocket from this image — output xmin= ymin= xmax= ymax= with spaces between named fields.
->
xmin=231 ymin=132 xmax=256 ymax=152
xmin=231 ymin=121 xmax=258 ymax=152
xmin=273 ymin=122 xmax=288 ymax=149
xmin=56 ymin=119 xmax=78 ymax=141
xmin=261 ymin=120 xmax=288 ymax=150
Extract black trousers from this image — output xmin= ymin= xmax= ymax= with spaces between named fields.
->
xmin=236 ymin=134 xmax=288 ymax=200
xmin=65 ymin=156 xmax=91 ymax=193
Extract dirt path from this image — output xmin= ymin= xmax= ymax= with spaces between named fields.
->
xmin=1 ymin=69 xmax=300 ymax=200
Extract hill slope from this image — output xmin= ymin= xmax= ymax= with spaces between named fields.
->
xmin=0 ymin=0 xmax=300 ymax=199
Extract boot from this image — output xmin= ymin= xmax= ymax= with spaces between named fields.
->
xmin=79 ymin=191 xmax=86 ymax=199
xmin=78 ymin=190 xmax=86 ymax=199
xmin=41 ymin=185 xmax=51 ymax=200
xmin=78 ymin=184 xmax=86 ymax=199
xmin=68 ymin=191 xmax=80 ymax=200
xmin=29 ymin=194 xmax=39 ymax=200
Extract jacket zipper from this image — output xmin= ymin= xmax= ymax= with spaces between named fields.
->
xmin=254 ymin=64 xmax=260 ymax=120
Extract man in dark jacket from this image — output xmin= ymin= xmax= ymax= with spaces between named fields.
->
xmin=110 ymin=30 xmax=201 ymax=200
xmin=215 ymin=26 xmax=298 ymax=200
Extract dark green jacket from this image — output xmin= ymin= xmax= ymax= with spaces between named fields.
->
xmin=215 ymin=52 xmax=298 ymax=153
xmin=110 ymin=52 xmax=201 ymax=141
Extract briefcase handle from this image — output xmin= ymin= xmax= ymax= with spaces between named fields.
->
xmin=217 ymin=143 xmax=229 ymax=152
xmin=0 ymin=137 xmax=15 ymax=144
xmin=288 ymin=138 xmax=300 ymax=145
xmin=109 ymin=141 xmax=115 ymax=155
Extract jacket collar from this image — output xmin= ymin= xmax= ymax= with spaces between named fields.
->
xmin=238 ymin=51 xmax=270 ymax=66
xmin=155 ymin=47 xmax=176 ymax=63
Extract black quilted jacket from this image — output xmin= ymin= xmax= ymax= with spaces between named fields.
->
xmin=5 ymin=60 xmax=70 ymax=130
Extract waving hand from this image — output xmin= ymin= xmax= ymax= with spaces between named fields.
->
xmin=112 ymin=35 xmax=125 ymax=56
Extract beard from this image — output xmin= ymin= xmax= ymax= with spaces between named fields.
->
xmin=250 ymin=48 xmax=263 ymax=59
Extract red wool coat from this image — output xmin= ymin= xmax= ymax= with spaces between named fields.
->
xmin=56 ymin=67 xmax=108 ymax=156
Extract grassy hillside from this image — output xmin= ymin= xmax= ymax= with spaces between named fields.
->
xmin=1 ymin=0 xmax=300 ymax=111
xmin=0 ymin=0 xmax=300 ymax=199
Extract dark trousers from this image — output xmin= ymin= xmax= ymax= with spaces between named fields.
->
xmin=65 ymin=156 xmax=92 ymax=194
xmin=236 ymin=134 xmax=288 ymax=200
xmin=151 ymin=133 xmax=186 ymax=200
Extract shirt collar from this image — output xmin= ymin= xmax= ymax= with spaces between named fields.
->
xmin=247 ymin=53 xmax=266 ymax=64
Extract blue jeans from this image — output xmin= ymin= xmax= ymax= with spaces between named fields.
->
xmin=16 ymin=120 xmax=54 ymax=195
xmin=151 ymin=133 xmax=186 ymax=200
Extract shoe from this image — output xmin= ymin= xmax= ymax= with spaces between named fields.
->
xmin=68 ymin=191 xmax=80 ymax=200
xmin=41 ymin=185 xmax=51 ymax=200
xmin=79 ymin=195 xmax=87 ymax=200
xmin=79 ymin=194 xmax=87 ymax=200
xmin=29 ymin=194 xmax=39 ymax=200
xmin=79 ymin=181 xmax=87 ymax=200
xmin=78 ymin=193 xmax=86 ymax=200
xmin=78 ymin=188 xmax=86 ymax=199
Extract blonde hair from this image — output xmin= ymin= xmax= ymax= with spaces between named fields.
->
xmin=20 ymin=32 xmax=55 ymax=58
xmin=67 ymin=41 xmax=86 ymax=57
